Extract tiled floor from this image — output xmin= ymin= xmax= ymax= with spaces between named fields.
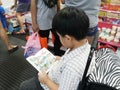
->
xmin=0 ymin=36 xmax=37 ymax=90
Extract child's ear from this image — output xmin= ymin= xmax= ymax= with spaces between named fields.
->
xmin=65 ymin=35 xmax=72 ymax=41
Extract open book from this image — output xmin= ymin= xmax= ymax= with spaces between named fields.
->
xmin=26 ymin=48 xmax=56 ymax=73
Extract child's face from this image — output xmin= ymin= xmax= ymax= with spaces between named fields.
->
xmin=57 ymin=32 xmax=72 ymax=48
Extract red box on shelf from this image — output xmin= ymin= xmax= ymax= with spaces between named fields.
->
xmin=102 ymin=4 xmax=120 ymax=11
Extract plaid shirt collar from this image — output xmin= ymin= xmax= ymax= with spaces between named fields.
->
xmin=62 ymin=41 xmax=90 ymax=60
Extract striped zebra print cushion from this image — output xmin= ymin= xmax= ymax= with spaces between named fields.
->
xmin=89 ymin=48 xmax=120 ymax=90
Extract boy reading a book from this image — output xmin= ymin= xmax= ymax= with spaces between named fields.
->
xmin=20 ymin=7 xmax=95 ymax=90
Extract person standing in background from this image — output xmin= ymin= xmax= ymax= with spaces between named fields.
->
xmin=62 ymin=0 xmax=107 ymax=44
xmin=0 ymin=0 xmax=7 ymax=32
xmin=31 ymin=0 xmax=62 ymax=56
xmin=0 ymin=0 xmax=18 ymax=53
xmin=0 ymin=20 xmax=18 ymax=53
xmin=11 ymin=0 xmax=31 ymax=34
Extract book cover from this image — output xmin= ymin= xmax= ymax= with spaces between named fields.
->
xmin=26 ymin=48 xmax=56 ymax=73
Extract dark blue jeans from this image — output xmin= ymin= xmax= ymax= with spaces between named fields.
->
xmin=87 ymin=25 xmax=98 ymax=36
xmin=20 ymin=76 xmax=44 ymax=90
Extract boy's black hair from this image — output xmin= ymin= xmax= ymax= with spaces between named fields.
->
xmin=52 ymin=7 xmax=89 ymax=41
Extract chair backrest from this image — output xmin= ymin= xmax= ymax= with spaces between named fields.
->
xmin=88 ymin=48 xmax=120 ymax=90
xmin=78 ymin=48 xmax=120 ymax=90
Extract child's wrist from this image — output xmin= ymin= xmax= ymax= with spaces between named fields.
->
xmin=45 ymin=78 xmax=51 ymax=85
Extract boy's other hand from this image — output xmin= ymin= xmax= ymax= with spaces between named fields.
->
xmin=38 ymin=71 xmax=50 ymax=84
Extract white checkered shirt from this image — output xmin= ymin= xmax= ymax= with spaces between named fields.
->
xmin=41 ymin=42 xmax=95 ymax=90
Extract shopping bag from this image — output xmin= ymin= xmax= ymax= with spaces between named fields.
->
xmin=25 ymin=35 xmax=48 ymax=49
xmin=22 ymin=32 xmax=41 ymax=58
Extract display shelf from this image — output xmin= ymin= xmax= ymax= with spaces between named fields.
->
xmin=99 ymin=2 xmax=120 ymax=25
xmin=99 ymin=8 xmax=120 ymax=19
xmin=98 ymin=39 xmax=120 ymax=47
xmin=98 ymin=22 xmax=120 ymax=47
xmin=99 ymin=8 xmax=120 ymax=25
xmin=101 ymin=4 xmax=120 ymax=11
xmin=98 ymin=22 xmax=118 ymax=28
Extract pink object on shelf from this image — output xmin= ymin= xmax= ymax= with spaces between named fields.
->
xmin=98 ymin=22 xmax=113 ymax=28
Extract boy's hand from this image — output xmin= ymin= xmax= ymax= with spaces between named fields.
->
xmin=32 ymin=23 xmax=39 ymax=32
xmin=38 ymin=71 xmax=59 ymax=89
xmin=38 ymin=71 xmax=50 ymax=84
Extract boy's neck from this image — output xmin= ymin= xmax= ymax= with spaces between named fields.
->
xmin=70 ymin=39 xmax=88 ymax=51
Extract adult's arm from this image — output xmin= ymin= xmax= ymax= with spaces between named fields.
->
xmin=61 ymin=0 xmax=65 ymax=4
xmin=11 ymin=0 xmax=17 ymax=9
xmin=14 ymin=0 xmax=17 ymax=5
xmin=0 ymin=0 xmax=2 ymax=5
xmin=31 ymin=0 xmax=39 ymax=32
xmin=0 ymin=20 xmax=3 ymax=30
